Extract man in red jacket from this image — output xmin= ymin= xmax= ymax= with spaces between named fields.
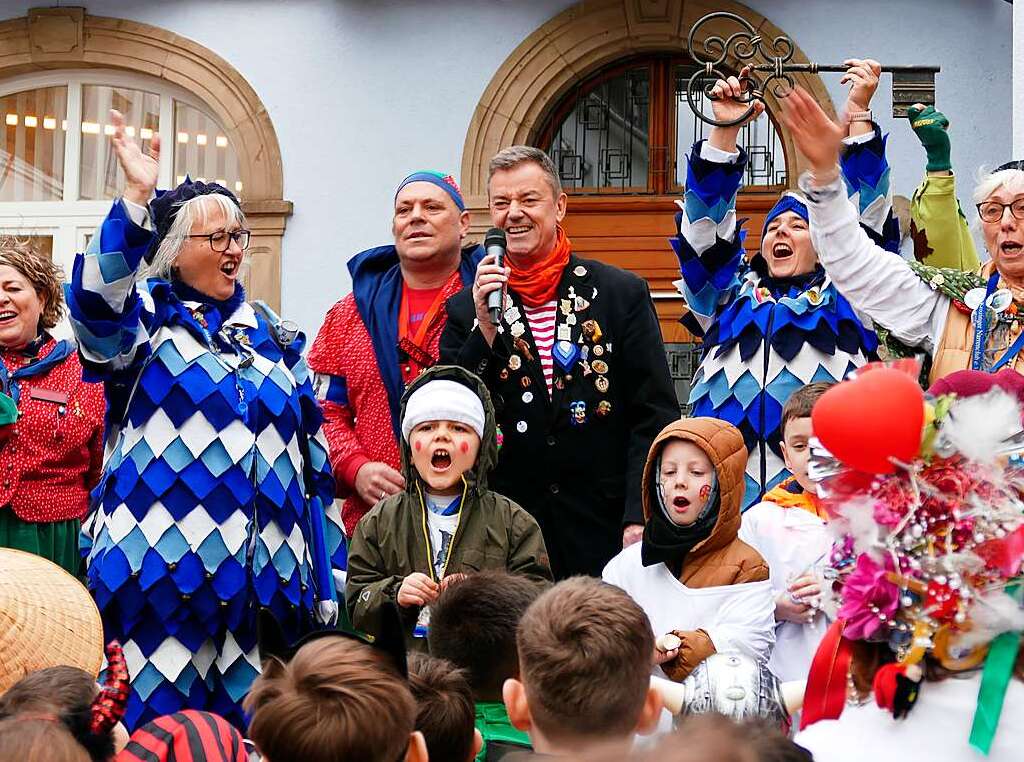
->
xmin=309 ymin=172 xmax=483 ymax=537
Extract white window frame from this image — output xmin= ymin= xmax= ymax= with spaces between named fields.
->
xmin=0 ymin=68 xmax=226 ymax=275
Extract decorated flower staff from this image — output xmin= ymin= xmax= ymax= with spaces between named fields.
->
xmin=782 ymin=83 xmax=1024 ymax=384
xmin=795 ymin=364 xmax=1024 ymax=760
xmin=66 ymin=110 xmax=342 ymax=730
xmin=672 ymin=60 xmax=900 ymax=509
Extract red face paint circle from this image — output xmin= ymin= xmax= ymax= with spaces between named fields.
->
xmin=459 ymin=441 xmax=469 ymax=454
xmin=699 ymin=485 xmax=711 ymax=500
xmin=414 ymin=441 xmax=421 ymax=451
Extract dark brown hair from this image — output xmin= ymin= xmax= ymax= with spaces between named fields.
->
xmin=781 ymin=381 xmax=833 ymax=439
xmin=515 ymin=577 xmax=654 ymax=744
xmin=408 ymin=653 xmax=476 ymax=762
xmin=0 ymin=666 xmax=114 ymax=762
xmin=428 ymin=570 xmax=547 ymax=700
xmin=0 ymin=665 xmax=96 ymax=718
xmin=0 ymin=238 xmax=65 ymax=330
xmin=244 ymin=636 xmax=417 ymax=762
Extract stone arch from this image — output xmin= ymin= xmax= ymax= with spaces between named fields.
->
xmin=460 ymin=0 xmax=833 ymax=212
xmin=0 ymin=7 xmax=289 ymax=308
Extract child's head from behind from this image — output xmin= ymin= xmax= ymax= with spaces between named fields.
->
xmin=780 ymin=382 xmax=833 ymax=495
xmin=428 ymin=570 xmax=546 ymax=701
xmin=244 ymin=636 xmax=426 ymax=762
xmin=0 ymin=665 xmax=127 ymax=761
xmin=657 ymin=438 xmax=716 ymax=527
xmin=0 ymin=716 xmax=91 ymax=762
xmin=505 ymin=577 xmax=660 ymax=752
xmin=402 ymin=378 xmax=486 ymax=495
xmin=408 ymin=653 xmax=482 ymax=762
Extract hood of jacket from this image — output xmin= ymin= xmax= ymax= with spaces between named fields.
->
xmin=641 ymin=417 xmax=747 ymax=562
xmin=397 ymin=364 xmax=498 ymax=496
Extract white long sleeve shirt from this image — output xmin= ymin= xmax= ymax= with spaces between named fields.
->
xmin=798 ymin=171 xmax=951 ymax=352
xmin=602 ymin=542 xmax=776 ymax=664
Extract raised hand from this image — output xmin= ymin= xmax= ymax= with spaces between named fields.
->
xmin=471 ymin=252 xmax=509 ymax=347
xmin=908 ymin=104 xmax=952 ymax=173
xmin=707 ymin=66 xmax=765 ymax=153
xmin=109 ymin=109 xmax=160 ymax=206
xmin=841 ymin=58 xmax=882 ymax=112
xmin=779 ymin=86 xmax=845 ymax=184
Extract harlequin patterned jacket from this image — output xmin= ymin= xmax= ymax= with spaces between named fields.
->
xmin=66 ymin=199 xmax=343 ymax=731
xmin=671 ymin=129 xmax=900 ymax=509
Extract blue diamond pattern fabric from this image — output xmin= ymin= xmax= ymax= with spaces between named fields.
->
xmin=671 ymin=135 xmax=899 ymax=509
xmin=71 ymin=200 xmax=344 ymax=731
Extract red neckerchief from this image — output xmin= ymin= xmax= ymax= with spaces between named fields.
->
xmin=398 ymin=274 xmax=456 ymax=383
xmin=507 ymin=226 xmax=572 ymax=307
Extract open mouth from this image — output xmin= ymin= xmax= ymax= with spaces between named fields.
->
xmin=506 ymin=224 xmax=532 ymax=236
xmin=430 ymin=448 xmax=452 ymax=471
xmin=1001 ymin=241 xmax=1023 ymax=257
xmin=0 ymin=311 xmax=16 ymax=324
xmin=671 ymin=496 xmax=690 ymax=511
xmin=772 ymin=243 xmax=794 ymax=260
xmin=220 ymin=259 xmax=240 ymax=278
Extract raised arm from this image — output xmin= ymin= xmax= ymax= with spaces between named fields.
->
xmin=838 ymin=59 xmax=899 ymax=252
xmin=66 ymin=110 xmax=159 ymax=380
xmin=670 ymin=70 xmax=762 ymax=334
xmin=781 ymin=87 xmax=949 ymax=351
xmin=906 ymin=105 xmax=980 ymax=271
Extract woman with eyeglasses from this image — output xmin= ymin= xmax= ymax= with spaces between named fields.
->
xmin=779 ymin=86 xmax=1024 ymax=383
xmin=66 ymin=110 xmax=344 ymax=731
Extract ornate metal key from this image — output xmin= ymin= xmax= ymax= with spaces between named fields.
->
xmin=685 ymin=12 xmax=940 ymax=127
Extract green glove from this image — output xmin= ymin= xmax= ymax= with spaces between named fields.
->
xmin=0 ymin=393 xmax=16 ymax=427
xmin=907 ymin=104 xmax=951 ymax=172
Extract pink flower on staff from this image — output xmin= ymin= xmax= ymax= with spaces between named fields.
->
xmin=837 ymin=554 xmax=900 ymax=640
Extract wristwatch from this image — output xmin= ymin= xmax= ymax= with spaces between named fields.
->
xmin=848 ymin=110 xmax=873 ymax=123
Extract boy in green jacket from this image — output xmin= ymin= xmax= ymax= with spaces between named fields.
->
xmin=346 ymin=365 xmax=551 ymax=650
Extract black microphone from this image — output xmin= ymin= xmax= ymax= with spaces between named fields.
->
xmin=484 ymin=227 xmax=507 ymax=326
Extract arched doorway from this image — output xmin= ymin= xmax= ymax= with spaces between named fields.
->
xmin=0 ymin=7 xmax=289 ymax=309
xmin=460 ymin=0 xmax=833 ymax=405
xmin=533 ymin=51 xmax=789 ymax=342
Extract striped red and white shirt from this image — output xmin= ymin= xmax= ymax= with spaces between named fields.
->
xmin=523 ymin=300 xmax=557 ymax=394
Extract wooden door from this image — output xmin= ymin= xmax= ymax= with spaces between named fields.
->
xmin=561 ymin=192 xmax=782 ymax=342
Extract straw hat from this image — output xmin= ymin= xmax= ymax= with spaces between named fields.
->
xmin=0 ymin=548 xmax=104 ymax=694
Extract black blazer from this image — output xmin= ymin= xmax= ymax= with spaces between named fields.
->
xmin=441 ymin=254 xmax=678 ymax=577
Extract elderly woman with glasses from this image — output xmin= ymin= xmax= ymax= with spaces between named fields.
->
xmin=66 ymin=110 xmax=343 ymax=730
xmin=779 ymin=86 xmax=1024 ymax=384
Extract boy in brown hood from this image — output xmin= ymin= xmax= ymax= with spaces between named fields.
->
xmin=602 ymin=417 xmax=774 ymax=681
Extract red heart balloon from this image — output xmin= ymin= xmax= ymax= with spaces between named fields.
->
xmin=811 ymin=368 xmax=924 ymax=474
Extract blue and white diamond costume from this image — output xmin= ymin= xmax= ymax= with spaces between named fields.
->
xmin=67 ymin=196 xmax=344 ymax=730
xmin=671 ymin=128 xmax=901 ymax=509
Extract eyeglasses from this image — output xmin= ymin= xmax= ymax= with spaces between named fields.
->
xmin=187 ymin=229 xmax=251 ymax=252
xmin=977 ymin=199 xmax=1024 ymax=224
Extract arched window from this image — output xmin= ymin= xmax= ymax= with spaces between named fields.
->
xmin=0 ymin=69 xmax=243 ymax=275
xmin=532 ymin=53 xmax=789 ymax=378
xmin=537 ymin=54 xmax=787 ymax=194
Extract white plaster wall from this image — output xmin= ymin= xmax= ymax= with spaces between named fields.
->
xmin=1015 ymin=0 xmax=1024 ymax=157
xmin=0 ymin=0 xmax=1010 ymax=338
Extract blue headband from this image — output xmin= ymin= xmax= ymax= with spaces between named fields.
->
xmin=395 ymin=171 xmax=465 ymax=211
xmin=762 ymin=192 xmax=809 ymax=238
